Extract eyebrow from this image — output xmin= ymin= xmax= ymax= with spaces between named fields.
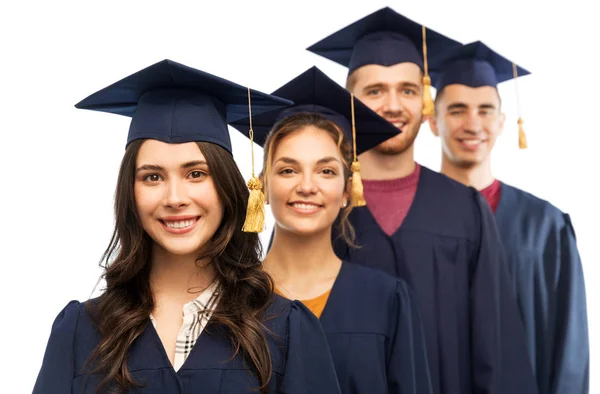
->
xmin=447 ymin=102 xmax=497 ymax=111
xmin=274 ymin=156 xmax=342 ymax=166
xmin=136 ymin=160 xmax=208 ymax=173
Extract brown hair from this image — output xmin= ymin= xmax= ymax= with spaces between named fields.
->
xmin=85 ymin=139 xmax=274 ymax=394
xmin=261 ymin=112 xmax=357 ymax=246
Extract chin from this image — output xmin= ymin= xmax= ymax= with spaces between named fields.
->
xmin=279 ymin=222 xmax=331 ymax=238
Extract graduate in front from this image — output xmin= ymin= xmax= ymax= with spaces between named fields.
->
xmin=428 ymin=41 xmax=590 ymax=394
xmin=32 ymin=60 xmax=342 ymax=394
xmin=306 ymin=7 xmax=537 ymax=394
xmin=230 ymin=66 xmax=433 ymax=394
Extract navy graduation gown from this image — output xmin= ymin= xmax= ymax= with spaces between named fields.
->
xmin=320 ymin=262 xmax=433 ymax=394
xmin=495 ymin=182 xmax=589 ymax=394
xmin=33 ymin=295 xmax=342 ymax=394
xmin=333 ymin=166 xmax=537 ymax=394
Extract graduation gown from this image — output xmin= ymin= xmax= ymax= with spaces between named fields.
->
xmin=32 ymin=295 xmax=342 ymax=394
xmin=495 ymin=182 xmax=589 ymax=394
xmin=318 ymin=262 xmax=432 ymax=394
xmin=333 ymin=166 xmax=537 ymax=394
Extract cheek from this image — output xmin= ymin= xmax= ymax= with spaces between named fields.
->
xmin=134 ymin=184 xmax=161 ymax=218
xmin=321 ymin=179 xmax=346 ymax=204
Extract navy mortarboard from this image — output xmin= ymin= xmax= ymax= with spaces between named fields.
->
xmin=306 ymin=7 xmax=462 ymax=116
xmin=75 ymin=59 xmax=293 ymax=152
xmin=430 ymin=41 xmax=531 ymax=148
xmin=229 ymin=66 xmax=401 ymax=206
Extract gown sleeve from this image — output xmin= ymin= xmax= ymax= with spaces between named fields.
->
xmin=550 ymin=213 xmax=589 ymax=394
xmin=32 ymin=300 xmax=81 ymax=394
xmin=279 ymin=301 xmax=341 ymax=394
xmin=387 ymin=279 xmax=433 ymax=394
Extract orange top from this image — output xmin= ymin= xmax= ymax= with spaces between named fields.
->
xmin=275 ymin=287 xmax=332 ymax=319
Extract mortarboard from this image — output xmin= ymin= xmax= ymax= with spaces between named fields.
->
xmin=306 ymin=7 xmax=462 ymax=116
xmin=74 ymin=59 xmax=293 ymax=153
xmin=75 ymin=59 xmax=293 ymax=233
xmin=430 ymin=41 xmax=531 ymax=148
xmin=229 ymin=66 xmax=401 ymax=207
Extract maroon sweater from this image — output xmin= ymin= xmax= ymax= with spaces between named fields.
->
xmin=480 ymin=179 xmax=502 ymax=213
xmin=362 ymin=164 xmax=421 ymax=236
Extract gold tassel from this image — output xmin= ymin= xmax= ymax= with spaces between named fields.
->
xmin=351 ymin=161 xmax=366 ymax=206
xmin=422 ymin=75 xmax=435 ymax=116
xmin=422 ymin=26 xmax=435 ymax=117
xmin=242 ymin=88 xmax=265 ymax=233
xmin=243 ymin=176 xmax=265 ymax=232
xmin=518 ymin=117 xmax=527 ymax=149
xmin=513 ymin=63 xmax=527 ymax=150
xmin=350 ymin=93 xmax=366 ymax=207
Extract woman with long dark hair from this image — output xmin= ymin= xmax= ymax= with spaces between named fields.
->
xmin=230 ymin=67 xmax=433 ymax=394
xmin=32 ymin=60 xmax=341 ymax=394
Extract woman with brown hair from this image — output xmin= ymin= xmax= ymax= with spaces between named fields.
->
xmin=230 ymin=67 xmax=433 ymax=394
xmin=32 ymin=60 xmax=341 ymax=394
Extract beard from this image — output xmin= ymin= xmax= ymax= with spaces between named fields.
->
xmin=372 ymin=119 xmax=421 ymax=155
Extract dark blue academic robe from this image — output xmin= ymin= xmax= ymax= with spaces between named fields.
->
xmin=495 ymin=182 xmax=589 ymax=394
xmin=333 ymin=166 xmax=537 ymax=394
xmin=319 ymin=262 xmax=433 ymax=394
xmin=33 ymin=295 xmax=342 ymax=394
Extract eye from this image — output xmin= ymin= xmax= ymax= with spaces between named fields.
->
xmin=403 ymin=89 xmax=417 ymax=96
xmin=144 ymin=174 xmax=162 ymax=182
xmin=366 ymin=89 xmax=381 ymax=96
xmin=321 ymin=168 xmax=337 ymax=176
xmin=188 ymin=170 xmax=207 ymax=179
xmin=278 ymin=168 xmax=296 ymax=175
xmin=449 ymin=110 xmax=464 ymax=116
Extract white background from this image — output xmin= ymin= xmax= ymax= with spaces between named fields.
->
xmin=1 ymin=0 xmax=597 ymax=392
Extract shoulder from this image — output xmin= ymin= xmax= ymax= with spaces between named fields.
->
xmin=341 ymin=262 xmax=401 ymax=296
xmin=501 ymin=182 xmax=569 ymax=230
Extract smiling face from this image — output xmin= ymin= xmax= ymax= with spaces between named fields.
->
xmin=348 ymin=62 xmax=425 ymax=155
xmin=133 ymin=140 xmax=224 ymax=259
xmin=430 ymin=84 xmax=506 ymax=168
xmin=265 ymin=125 xmax=349 ymax=238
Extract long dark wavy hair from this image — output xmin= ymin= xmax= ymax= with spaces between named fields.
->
xmin=261 ymin=112 xmax=357 ymax=246
xmin=84 ymin=139 xmax=275 ymax=394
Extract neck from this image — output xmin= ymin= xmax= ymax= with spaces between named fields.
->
xmin=441 ymin=155 xmax=494 ymax=191
xmin=264 ymin=226 xmax=340 ymax=295
xmin=358 ymin=145 xmax=416 ymax=180
xmin=149 ymin=244 xmax=216 ymax=304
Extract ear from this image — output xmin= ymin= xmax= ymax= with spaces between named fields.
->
xmin=429 ymin=116 xmax=440 ymax=137
xmin=343 ymin=178 xmax=351 ymax=207
xmin=259 ymin=172 xmax=269 ymax=204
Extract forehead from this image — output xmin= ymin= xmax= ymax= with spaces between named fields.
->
xmin=272 ymin=126 xmax=341 ymax=162
xmin=351 ymin=62 xmax=422 ymax=88
xmin=136 ymin=140 xmax=205 ymax=166
xmin=440 ymin=84 xmax=500 ymax=105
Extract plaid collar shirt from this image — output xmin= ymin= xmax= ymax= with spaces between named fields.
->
xmin=150 ymin=280 xmax=220 ymax=371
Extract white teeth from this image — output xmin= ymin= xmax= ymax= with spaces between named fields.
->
xmin=292 ymin=203 xmax=320 ymax=210
xmin=392 ymin=122 xmax=405 ymax=128
xmin=463 ymin=140 xmax=481 ymax=145
xmin=164 ymin=219 xmax=196 ymax=229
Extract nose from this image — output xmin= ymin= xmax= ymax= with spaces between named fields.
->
xmin=165 ymin=179 xmax=190 ymax=208
xmin=296 ymin=172 xmax=318 ymax=196
xmin=464 ymin=111 xmax=483 ymax=135
xmin=383 ymin=91 xmax=404 ymax=114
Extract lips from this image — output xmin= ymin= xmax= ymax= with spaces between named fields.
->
xmin=158 ymin=216 xmax=200 ymax=234
xmin=288 ymin=201 xmax=323 ymax=213
xmin=388 ymin=119 xmax=406 ymax=130
xmin=457 ymin=138 xmax=486 ymax=150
